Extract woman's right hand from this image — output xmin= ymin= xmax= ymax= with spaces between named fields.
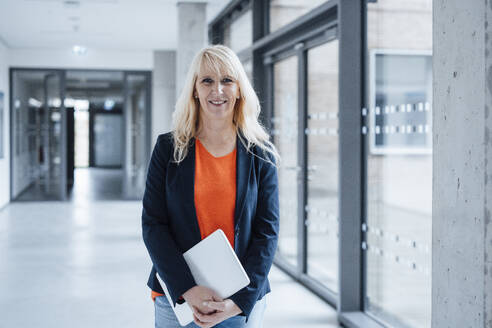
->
xmin=182 ymin=286 xmax=222 ymax=315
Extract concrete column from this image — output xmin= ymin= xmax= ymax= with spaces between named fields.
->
xmin=176 ymin=1 xmax=207 ymax=98
xmin=433 ymin=1 xmax=492 ymax=327
xmin=152 ymin=50 xmax=176 ymax=143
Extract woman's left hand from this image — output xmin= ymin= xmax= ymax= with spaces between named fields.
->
xmin=192 ymin=299 xmax=242 ymax=328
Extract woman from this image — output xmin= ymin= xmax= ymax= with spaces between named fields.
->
xmin=142 ymin=45 xmax=280 ymax=328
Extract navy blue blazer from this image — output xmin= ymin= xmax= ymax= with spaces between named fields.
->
xmin=142 ymin=131 xmax=279 ymax=319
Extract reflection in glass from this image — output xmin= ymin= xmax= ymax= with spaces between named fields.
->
xmin=269 ymin=0 xmax=326 ymax=33
xmin=223 ymin=9 xmax=252 ymax=53
xmin=306 ymin=40 xmax=339 ymax=292
xmin=273 ymin=56 xmax=298 ymax=267
xmin=45 ymin=74 xmax=64 ymax=197
xmin=11 ymin=71 xmax=65 ymax=200
xmin=124 ymin=74 xmax=148 ymax=199
xmin=366 ymin=0 xmax=432 ymax=327
xmin=371 ymin=54 xmax=432 ymax=153
xmin=242 ymin=59 xmax=253 ymax=84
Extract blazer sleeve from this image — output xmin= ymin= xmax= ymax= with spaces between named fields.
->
xmin=141 ymin=134 xmax=196 ymax=305
xmin=229 ymin=154 xmax=280 ymax=319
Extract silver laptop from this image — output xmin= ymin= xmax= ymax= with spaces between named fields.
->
xmin=156 ymin=229 xmax=250 ymax=326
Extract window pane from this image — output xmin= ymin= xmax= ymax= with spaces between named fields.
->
xmin=273 ymin=55 xmax=299 ymax=267
xmin=269 ymin=0 xmax=326 ymax=33
xmin=372 ymin=54 xmax=432 ymax=152
xmin=306 ymin=40 xmax=339 ymax=292
xmin=242 ymin=59 xmax=253 ymax=83
xmin=223 ymin=9 xmax=252 ymax=53
xmin=124 ymin=74 xmax=148 ymax=198
xmin=11 ymin=70 xmax=65 ymax=200
xmin=365 ymin=0 xmax=432 ymax=327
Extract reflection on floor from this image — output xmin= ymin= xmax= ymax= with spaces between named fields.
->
xmin=15 ymin=168 xmax=124 ymax=202
xmin=265 ymin=266 xmax=340 ymax=328
xmin=69 ymin=168 xmax=124 ymax=201
xmin=0 ymin=173 xmax=339 ymax=327
xmin=15 ymin=181 xmax=65 ymax=201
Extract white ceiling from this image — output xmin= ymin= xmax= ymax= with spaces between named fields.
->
xmin=0 ymin=0 xmax=229 ymax=51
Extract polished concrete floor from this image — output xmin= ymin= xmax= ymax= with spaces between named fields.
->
xmin=0 ymin=168 xmax=339 ymax=328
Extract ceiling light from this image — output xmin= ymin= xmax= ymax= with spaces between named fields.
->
xmin=49 ymin=98 xmax=62 ymax=108
xmin=104 ymin=99 xmax=115 ymax=110
xmin=63 ymin=0 xmax=80 ymax=8
xmin=72 ymin=45 xmax=87 ymax=55
xmin=28 ymin=98 xmax=42 ymax=108
xmin=65 ymin=98 xmax=89 ymax=111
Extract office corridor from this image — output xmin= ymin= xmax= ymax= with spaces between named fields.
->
xmin=0 ymin=168 xmax=338 ymax=328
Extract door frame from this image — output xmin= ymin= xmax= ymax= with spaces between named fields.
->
xmin=9 ymin=68 xmax=67 ymax=201
xmin=9 ymin=68 xmax=152 ymax=201
xmin=122 ymin=70 xmax=152 ymax=199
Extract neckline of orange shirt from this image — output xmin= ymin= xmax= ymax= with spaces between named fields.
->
xmin=195 ymin=137 xmax=236 ymax=159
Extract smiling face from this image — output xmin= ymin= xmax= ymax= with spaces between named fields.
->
xmin=194 ymin=67 xmax=240 ymax=124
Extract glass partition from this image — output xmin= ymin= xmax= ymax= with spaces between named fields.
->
xmin=123 ymin=72 xmax=150 ymax=199
xmin=11 ymin=70 xmax=66 ymax=200
xmin=242 ymin=59 xmax=253 ymax=83
xmin=365 ymin=0 xmax=432 ymax=326
xmin=273 ymin=55 xmax=299 ymax=267
xmin=223 ymin=9 xmax=252 ymax=53
xmin=269 ymin=0 xmax=327 ymax=33
xmin=306 ymin=40 xmax=339 ymax=292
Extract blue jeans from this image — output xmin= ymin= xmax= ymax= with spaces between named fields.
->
xmin=154 ymin=295 xmax=267 ymax=328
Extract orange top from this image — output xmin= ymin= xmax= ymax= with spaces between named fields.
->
xmin=194 ymin=138 xmax=237 ymax=248
xmin=151 ymin=138 xmax=237 ymax=302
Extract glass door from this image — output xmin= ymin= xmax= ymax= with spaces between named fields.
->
xmin=122 ymin=72 xmax=151 ymax=199
xmin=11 ymin=69 xmax=66 ymax=201
xmin=273 ymin=55 xmax=300 ymax=268
xmin=44 ymin=72 xmax=67 ymax=200
xmin=270 ymin=35 xmax=340 ymax=297
xmin=305 ymin=40 xmax=339 ymax=292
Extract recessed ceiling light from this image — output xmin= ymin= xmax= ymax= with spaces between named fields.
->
xmin=64 ymin=0 xmax=80 ymax=8
xmin=72 ymin=45 xmax=87 ymax=55
xmin=28 ymin=98 xmax=42 ymax=108
xmin=104 ymin=99 xmax=115 ymax=110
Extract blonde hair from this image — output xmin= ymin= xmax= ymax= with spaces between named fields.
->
xmin=171 ymin=44 xmax=280 ymax=165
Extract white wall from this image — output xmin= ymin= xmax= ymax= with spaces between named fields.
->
xmin=9 ymin=48 xmax=153 ymax=70
xmin=0 ymin=40 xmax=9 ymax=208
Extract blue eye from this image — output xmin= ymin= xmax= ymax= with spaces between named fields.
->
xmin=222 ymin=78 xmax=233 ymax=83
xmin=202 ymin=78 xmax=213 ymax=83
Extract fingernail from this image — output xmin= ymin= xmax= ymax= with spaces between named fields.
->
xmin=202 ymin=301 xmax=208 ymax=306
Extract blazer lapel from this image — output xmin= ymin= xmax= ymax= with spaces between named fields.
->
xmin=234 ymin=134 xmax=253 ymax=230
xmin=179 ymin=138 xmax=202 ymax=242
